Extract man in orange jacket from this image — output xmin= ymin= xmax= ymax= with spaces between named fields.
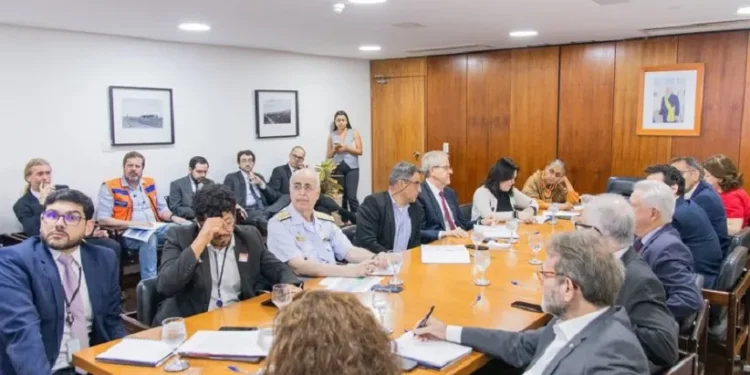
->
xmin=97 ymin=151 xmax=188 ymax=279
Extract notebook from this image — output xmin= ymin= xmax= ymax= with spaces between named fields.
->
xmin=395 ymin=332 xmax=472 ymax=370
xmin=420 ymin=245 xmax=470 ymax=264
xmin=95 ymin=338 xmax=174 ymax=367
xmin=177 ymin=330 xmax=269 ymax=360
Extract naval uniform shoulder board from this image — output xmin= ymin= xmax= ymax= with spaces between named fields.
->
xmin=273 ymin=210 xmax=292 ymax=221
xmin=314 ymin=211 xmax=335 ymax=222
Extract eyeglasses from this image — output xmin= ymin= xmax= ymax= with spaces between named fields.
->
xmin=402 ymin=179 xmax=421 ymax=187
xmin=292 ymin=183 xmax=317 ymax=193
xmin=546 ymin=169 xmax=563 ymax=178
xmin=535 ymin=266 xmax=579 ymax=287
xmin=290 ymin=154 xmax=305 ymax=161
xmin=574 ymin=222 xmax=602 ymax=235
xmin=42 ymin=210 xmax=83 ymax=226
xmin=434 ymin=165 xmax=453 ymax=171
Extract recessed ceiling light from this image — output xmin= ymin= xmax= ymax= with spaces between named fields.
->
xmin=359 ymin=45 xmax=382 ymax=52
xmin=738 ymin=6 xmax=750 ymax=15
xmin=333 ymin=3 xmax=346 ymax=12
xmin=349 ymin=0 xmax=387 ymax=4
xmin=178 ymin=23 xmax=211 ymax=32
xmin=509 ymin=30 xmax=538 ymax=37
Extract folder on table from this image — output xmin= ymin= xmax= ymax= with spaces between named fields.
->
xmin=95 ymin=338 xmax=174 ymax=367
xmin=395 ymin=332 xmax=472 ymax=370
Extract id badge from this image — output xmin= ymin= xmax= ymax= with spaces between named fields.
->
xmin=66 ymin=339 xmax=81 ymax=363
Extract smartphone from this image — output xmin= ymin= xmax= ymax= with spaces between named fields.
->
xmin=510 ymin=301 xmax=544 ymax=314
xmin=261 ymin=299 xmax=277 ymax=308
xmin=219 ymin=326 xmax=258 ymax=331
xmin=401 ymin=357 xmax=418 ymax=372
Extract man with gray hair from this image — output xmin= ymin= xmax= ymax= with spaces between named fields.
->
xmin=578 ymin=193 xmax=678 ymax=373
xmin=355 ymin=162 xmax=424 ymax=253
xmin=414 ymin=231 xmax=649 ymax=374
xmin=630 ymin=180 xmax=702 ymax=322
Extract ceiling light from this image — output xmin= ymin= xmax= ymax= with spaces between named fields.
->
xmin=359 ymin=45 xmax=382 ymax=52
xmin=178 ymin=23 xmax=211 ymax=32
xmin=333 ymin=3 xmax=346 ymax=12
xmin=349 ymin=0 xmax=387 ymax=4
xmin=738 ymin=6 xmax=750 ymax=15
xmin=509 ymin=30 xmax=538 ymax=37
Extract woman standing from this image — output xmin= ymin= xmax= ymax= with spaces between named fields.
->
xmin=327 ymin=110 xmax=362 ymax=212
xmin=703 ymin=154 xmax=750 ymax=235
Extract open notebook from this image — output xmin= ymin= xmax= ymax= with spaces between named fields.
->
xmin=95 ymin=338 xmax=174 ymax=367
xmin=395 ymin=332 xmax=472 ymax=370
xmin=177 ymin=330 xmax=270 ymax=361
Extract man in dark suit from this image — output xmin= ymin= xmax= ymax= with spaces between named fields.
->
xmin=168 ymin=156 xmax=214 ymax=220
xmin=414 ymin=231 xmax=649 ymax=374
xmin=0 ymin=189 xmax=125 ymax=375
xmin=579 ymin=193 xmax=679 ymax=373
xmin=223 ymin=150 xmax=281 ymax=230
xmin=417 ymin=150 xmax=474 ymax=243
xmin=631 ymin=180 xmax=703 ymax=323
xmin=155 ymin=184 xmax=300 ymax=324
xmin=646 ymin=164 xmax=723 ymax=288
xmin=355 ymin=162 xmax=423 ymax=253
xmin=672 ymin=156 xmax=730 ymax=255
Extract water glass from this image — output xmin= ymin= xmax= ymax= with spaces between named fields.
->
xmin=371 ymin=291 xmax=392 ymax=334
xmin=548 ymin=203 xmax=559 ymax=225
xmin=161 ymin=317 xmax=187 ymax=349
xmin=506 ymin=219 xmax=519 ymax=247
xmin=472 ymin=250 xmax=491 ymax=286
xmin=272 ymin=284 xmax=292 ymax=308
xmin=388 ymin=252 xmax=404 ymax=286
xmin=470 ymin=229 xmax=484 ymax=256
xmin=528 ymin=232 xmax=543 ymax=265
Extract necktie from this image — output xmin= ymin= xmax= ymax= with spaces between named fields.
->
xmin=633 ymin=239 xmax=644 ymax=253
xmin=248 ymin=178 xmax=265 ymax=209
xmin=57 ymin=254 xmax=89 ymax=350
xmin=438 ymin=191 xmax=457 ymax=230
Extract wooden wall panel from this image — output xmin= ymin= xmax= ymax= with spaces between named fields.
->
xmin=672 ymin=32 xmax=748 ymax=162
xmin=558 ymin=43 xmax=616 ymax=194
xmin=740 ymin=33 xmax=750 ymax=192
xmin=465 ymin=51 xmax=511 ymax=203
xmin=509 ymin=47 xmax=560 ymax=188
xmin=611 ymin=38 xmax=677 ymax=177
xmin=426 ymin=55 xmax=468 ymax=199
xmin=371 ymin=58 xmax=426 ymax=78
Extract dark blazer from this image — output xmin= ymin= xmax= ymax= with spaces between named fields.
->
xmin=417 ymin=182 xmax=473 ymax=243
xmin=223 ymin=171 xmax=280 ymax=209
xmin=617 ymin=248 xmax=679 ymax=373
xmin=154 ymin=224 xmax=300 ymax=324
xmin=0 ymin=237 xmax=125 ymax=375
xmin=672 ymin=197 xmax=723 ymax=288
xmin=269 ymin=164 xmax=293 ymax=195
xmin=12 ymin=186 xmax=68 ymax=235
xmin=355 ymin=191 xmax=423 ymax=253
xmin=168 ymin=175 xmax=214 ymax=219
xmin=638 ymin=224 xmax=703 ymax=322
xmin=691 ymin=180 xmax=731 ymax=256
xmin=461 ymin=306 xmax=649 ymax=374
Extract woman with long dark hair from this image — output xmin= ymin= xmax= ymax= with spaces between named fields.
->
xmin=327 ymin=110 xmax=363 ymax=212
xmin=471 ymin=157 xmax=538 ymax=223
xmin=703 ymin=154 xmax=750 ymax=235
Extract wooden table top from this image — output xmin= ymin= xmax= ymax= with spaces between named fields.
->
xmin=74 ymin=221 xmax=574 ymax=375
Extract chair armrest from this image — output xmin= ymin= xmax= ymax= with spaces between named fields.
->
xmin=120 ymin=312 xmax=149 ymax=333
xmin=702 ymin=289 xmax=729 ymax=306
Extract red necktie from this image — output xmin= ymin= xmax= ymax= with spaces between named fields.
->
xmin=439 ymin=191 xmax=457 ymax=230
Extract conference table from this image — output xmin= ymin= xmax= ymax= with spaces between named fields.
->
xmin=74 ymin=220 xmax=574 ymax=375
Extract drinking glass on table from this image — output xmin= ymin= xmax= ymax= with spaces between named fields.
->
xmin=388 ymin=252 xmax=404 ymax=286
xmin=528 ymin=232 xmax=544 ymax=265
xmin=473 ymin=249 xmax=491 ymax=286
xmin=506 ymin=219 xmax=519 ymax=248
xmin=371 ymin=291 xmax=393 ymax=334
xmin=161 ymin=317 xmax=189 ymax=371
xmin=548 ymin=203 xmax=559 ymax=225
xmin=470 ymin=229 xmax=484 ymax=256
xmin=272 ymin=284 xmax=292 ymax=308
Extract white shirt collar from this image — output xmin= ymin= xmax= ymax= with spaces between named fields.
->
xmin=388 ymin=191 xmax=409 ymax=210
xmin=30 ymin=189 xmax=41 ymax=199
xmin=614 ymin=247 xmax=629 ymax=260
xmin=553 ymin=307 xmax=608 ymax=341
xmin=49 ymin=246 xmax=82 ymax=265
xmin=684 ymin=184 xmax=697 ymax=199
xmin=426 ymin=179 xmax=444 ymax=198
xmin=640 ymin=224 xmax=666 ymax=245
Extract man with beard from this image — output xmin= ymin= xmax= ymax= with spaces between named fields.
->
xmin=0 ymin=189 xmax=125 ymax=375
xmin=413 ymin=231 xmax=649 ymax=374
xmin=98 ymin=151 xmax=189 ymax=279
xmin=224 ymin=150 xmax=281 ymax=232
xmin=168 ymin=156 xmax=214 ymax=220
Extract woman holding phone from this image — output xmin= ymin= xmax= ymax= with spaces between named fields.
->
xmin=327 ymin=110 xmax=362 ymax=212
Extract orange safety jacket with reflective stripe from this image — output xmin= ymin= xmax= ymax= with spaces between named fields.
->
xmin=104 ymin=177 xmax=160 ymax=221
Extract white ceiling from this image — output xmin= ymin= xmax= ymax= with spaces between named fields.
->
xmin=0 ymin=0 xmax=746 ymax=59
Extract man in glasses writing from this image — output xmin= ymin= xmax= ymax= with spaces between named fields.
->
xmin=0 ymin=189 xmax=125 ymax=375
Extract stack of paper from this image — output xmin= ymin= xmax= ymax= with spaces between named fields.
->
xmin=177 ymin=331 xmax=269 ymax=361
xmin=474 ymin=225 xmax=517 ymax=240
xmin=420 ymin=245 xmax=470 ymax=264
xmin=95 ymin=338 xmax=174 ymax=367
xmin=122 ymin=222 xmax=168 ymax=242
xmin=395 ymin=332 xmax=472 ymax=370
xmin=319 ymin=277 xmax=383 ymax=292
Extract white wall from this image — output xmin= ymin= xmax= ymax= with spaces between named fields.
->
xmin=0 ymin=24 xmax=372 ymax=233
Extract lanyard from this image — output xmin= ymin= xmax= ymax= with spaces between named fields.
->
xmin=212 ymin=247 xmax=230 ymax=306
xmin=63 ymin=265 xmax=83 ymax=325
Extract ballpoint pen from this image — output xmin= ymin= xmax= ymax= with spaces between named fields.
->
xmin=511 ymin=280 xmax=539 ymax=290
xmin=228 ymin=365 xmax=253 ymax=375
xmin=416 ymin=305 xmax=435 ymax=328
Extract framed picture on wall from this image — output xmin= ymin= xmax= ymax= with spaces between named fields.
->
xmin=109 ymin=86 xmax=175 ymax=146
xmin=637 ymin=63 xmax=704 ymax=136
xmin=255 ymin=90 xmax=299 ymax=139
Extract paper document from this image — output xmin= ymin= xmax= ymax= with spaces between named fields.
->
xmin=178 ymin=330 xmax=269 ymax=358
xmin=319 ymin=277 xmax=383 ymax=292
xmin=473 ymin=225 xmax=517 ymax=240
xmin=420 ymin=245 xmax=470 ymax=264
xmin=95 ymin=338 xmax=174 ymax=367
xmin=395 ymin=332 xmax=472 ymax=370
xmin=122 ymin=222 xmax=167 ymax=242
xmin=543 ymin=210 xmax=580 ymax=218
xmin=485 ymin=240 xmax=511 ymax=250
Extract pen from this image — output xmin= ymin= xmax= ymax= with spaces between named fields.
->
xmin=228 ymin=365 xmax=253 ymax=375
xmin=417 ymin=305 xmax=435 ymax=328
xmin=511 ymin=280 xmax=539 ymax=290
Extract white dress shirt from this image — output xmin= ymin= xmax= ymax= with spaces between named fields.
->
xmin=426 ymin=180 xmax=454 ymax=238
xmin=684 ymin=184 xmax=697 ymax=200
xmin=207 ymin=236 xmax=242 ymax=311
xmin=50 ymin=247 xmax=93 ymax=372
xmin=614 ymin=246 xmax=629 ymax=260
xmin=446 ymin=308 xmax=607 ymax=375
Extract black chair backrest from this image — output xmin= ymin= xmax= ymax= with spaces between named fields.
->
xmin=665 ymin=352 xmax=697 ymax=375
xmin=729 ymin=227 xmax=750 ymax=254
xmin=136 ymin=277 xmax=165 ymax=327
xmin=605 ymin=176 xmax=641 ymax=198
xmin=342 ymin=225 xmax=356 ymax=243
xmin=709 ymin=246 xmax=748 ymax=326
xmin=459 ymin=204 xmax=471 ymax=221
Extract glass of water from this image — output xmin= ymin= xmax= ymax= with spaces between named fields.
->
xmin=161 ymin=317 xmax=189 ymax=371
xmin=506 ymin=219 xmax=519 ymax=248
xmin=470 ymin=229 xmax=484 ymax=256
xmin=388 ymin=252 xmax=404 ymax=286
xmin=548 ymin=203 xmax=559 ymax=225
xmin=371 ymin=291 xmax=392 ymax=334
xmin=272 ymin=284 xmax=292 ymax=308
xmin=528 ymin=232 xmax=544 ymax=265
xmin=473 ymin=249 xmax=491 ymax=286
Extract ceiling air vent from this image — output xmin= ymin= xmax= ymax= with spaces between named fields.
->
xmin=641 ymin=19 xmax=750 ymax=37
xmin=592 ymin=0 xmax=630 ymax=5
xmin=406 ymin=44 xmax=494 ymax=55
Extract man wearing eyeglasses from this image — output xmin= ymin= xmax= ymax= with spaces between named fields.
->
xmin=355 ymin=162 xmax=424 ymax=253
xmin=267 ymin=168 xmax=391 ymax=277
xmin=0 ymin=189 xmax=125 ymax=375
xmin=413 ymin=231 xmax=649 ymax=374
